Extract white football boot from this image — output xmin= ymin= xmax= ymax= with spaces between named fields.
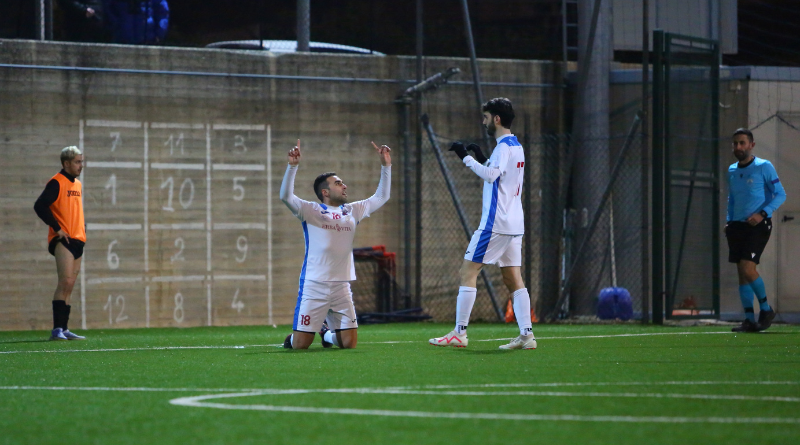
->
xmin=49 ymin=328 xmax=68 ymax=341
xmin=499 ymin=334 xmax=537 ymax=350
xmin=62 ymin=330 xmax=86 ymax=340
xmin=429 ymin=330 xmax=468 ymax=348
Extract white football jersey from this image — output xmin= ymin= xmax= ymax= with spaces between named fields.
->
xmin=463 ymin=134 xmax=525 ymax=235
xmin=280 ymin=165 xmax=391 ymax=282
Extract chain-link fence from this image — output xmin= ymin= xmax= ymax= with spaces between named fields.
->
xmin=416 ymin=122 xmax=509 ymax=323
xmin=558 ymin=125 xmax=646 ymax=319
xmin=412 ymin=114 xmax=648 ymax=323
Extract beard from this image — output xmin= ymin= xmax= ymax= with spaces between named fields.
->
xmin=734 ymin=150 xmax=750 ymax=162
xmin=485 ymin=122 xmax=496 ymax=137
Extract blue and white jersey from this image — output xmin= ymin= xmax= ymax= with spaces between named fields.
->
xmin=280 ymin=165 xmax=391 ymax=281
xmin=726 ymin=156 xmax=786 ymax=222
xmin=462 ymin=134 xmax=525 ymax=235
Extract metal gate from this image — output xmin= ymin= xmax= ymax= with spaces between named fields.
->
xmin=652 ymin=30 xmax=721 ymax=322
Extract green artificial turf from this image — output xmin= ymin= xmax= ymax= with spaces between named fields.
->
xmin=1 ymin=323 xmax=798 ymax=445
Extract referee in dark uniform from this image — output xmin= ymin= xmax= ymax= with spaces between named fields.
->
xmin=725 ymin=129 xmax=786 ymax=332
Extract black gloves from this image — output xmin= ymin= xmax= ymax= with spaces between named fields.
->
xmin=466 ymin=143 xmax=488 ymax=164
xmin=450 ymin=141 xmax=488 ymax=163
xmin=449 ymin=141 xmax=468 ymax=160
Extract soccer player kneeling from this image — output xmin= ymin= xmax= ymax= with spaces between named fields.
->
xmin=280 ymin=140 xmax=391 ymax=349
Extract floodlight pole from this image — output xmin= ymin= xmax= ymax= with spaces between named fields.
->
xmin=36 ymin=0 xmax=53 ymax=41
xmin=641 ymin=0 xmax=651 ymax=324
xmin=297 ymin=0 xmax=310 ymax=52
xmin=460 ymin=0 xmax=492 ymax=150
xmin=414 ymin=0 xmax=424 ymax=307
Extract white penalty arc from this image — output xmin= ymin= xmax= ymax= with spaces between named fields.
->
xmin=3 ymin=382 xmax=799 ymax=423
xmin=168 ymin=388 xmax=800 ymax=424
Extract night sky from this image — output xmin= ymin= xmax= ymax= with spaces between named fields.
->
xmin=0 ymin=0 xmax=797 ymax=66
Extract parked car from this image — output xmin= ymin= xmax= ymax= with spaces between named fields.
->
xmin=205 ymin=40 xmax=384 ymax=55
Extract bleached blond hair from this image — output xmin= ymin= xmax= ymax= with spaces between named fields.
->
xmin=60 ymin=146 xmax=82 ymax=165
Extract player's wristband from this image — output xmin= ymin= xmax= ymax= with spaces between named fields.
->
xmin=759 ymin=210 xmax=768 ymax=219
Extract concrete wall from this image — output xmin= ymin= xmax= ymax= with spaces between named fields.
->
xmin=0 ymin=39 xmax=563 ymax=330
xmin=744 ymin=78 xmax=800 ymax=319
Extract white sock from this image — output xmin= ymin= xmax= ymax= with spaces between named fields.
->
xmin=455 ymin=286 xmax=477 ymax=335
xmin=513 ymin=288 xmax=533 ymax=336
xmin=289 ymin=334 xmax=294 ymax=347
xmin=323 ymin=330 xmax=339 ymax=347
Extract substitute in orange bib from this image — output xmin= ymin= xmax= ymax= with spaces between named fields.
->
xmin=34 ymin=146 xmax=87 ymax=341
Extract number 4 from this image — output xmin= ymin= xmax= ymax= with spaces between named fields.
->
xmin=231 ymin=288 xmax=245 ymax=313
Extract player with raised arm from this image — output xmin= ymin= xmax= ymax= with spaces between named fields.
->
xmin=280 ymin=140 xmax=391 ymax=349
xmin=429 ymin=97 xmax=535 ymax=350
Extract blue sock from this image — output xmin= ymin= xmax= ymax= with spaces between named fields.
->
xmin=749 ymin=277 xmax=771 ymax=312
xmin=739 ymin=284 xmax=756 ymax=323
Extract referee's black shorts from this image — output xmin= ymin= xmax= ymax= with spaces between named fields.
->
xmin=725 ymin=218 xmax=772 ymax=264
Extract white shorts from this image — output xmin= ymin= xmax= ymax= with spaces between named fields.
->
xmin=464 ymin=230 xmax=522 ymax=267
xmin=293 ymin=280 xmax=359 ymax=333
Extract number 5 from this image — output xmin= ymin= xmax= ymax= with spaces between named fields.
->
xmin=233 ymin=177 xmax=246 ymax=201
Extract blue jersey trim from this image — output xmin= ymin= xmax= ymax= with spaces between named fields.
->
xmin=293 ymin=221 xmax=310 ymax=330
xmin=772 ymin=178 xmax=780 ymax=184
xmin=498 ymin=135 xmax=521 ymax=147
xmin=473 ymin=181 xmax=499 ymax=262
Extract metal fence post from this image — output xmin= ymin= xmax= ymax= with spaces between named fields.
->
xmin=651 ymin=29 xmax=665 ymax=325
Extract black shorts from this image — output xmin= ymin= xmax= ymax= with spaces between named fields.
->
xmin=48 ymin=237 xmax=85 ymax=260
xmin=725 ymin=219 xmax=771 ymax=264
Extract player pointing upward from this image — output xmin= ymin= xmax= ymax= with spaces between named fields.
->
xmin=429 ymin=97 xmax=535 ymax=350
xmin=280 ymin=140 xmax=391 ymax=349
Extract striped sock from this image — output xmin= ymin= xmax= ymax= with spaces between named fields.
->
xmin=739 ymin=284 xmax=756 ymax=323
xmin=749 ymin=277 xmax=771 ymax=312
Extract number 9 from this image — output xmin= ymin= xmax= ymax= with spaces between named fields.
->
xmin=235 ymin=235 xmax=247 ymax=263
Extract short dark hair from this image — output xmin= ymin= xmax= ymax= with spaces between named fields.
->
xmin=733 ymin=128 xmax=754 ymax=142
xmin=313 ymin=172 xmax=337 ymax=202
xmin=482 ymin=97 xmax=515 ymax=128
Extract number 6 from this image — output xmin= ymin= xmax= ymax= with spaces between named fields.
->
xmin=107 ymin=240 xmax=120 ymax=270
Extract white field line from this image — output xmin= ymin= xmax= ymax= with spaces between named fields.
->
xmin=0 ymin=345 xmax=268 ymax=354
xmin=5 ymin=383 xmax=800 ymax=423
xmin=0 ymin=331 xmax=745 ymax=354
xmin=0 ymin=386 xmax=266 ymax=392
xmin=420 ymin=381 xmax=800 ymax=388
xmin=476 ymin=331 xmax=734 ymax=342
xmin=367 ymin=331 xmax=735 ymax=344
xmin=167 ymin=390 xmax=800 ymax=424
xmin=2 ymin=382 xmax=797 ymax=393
xmin=4 ymin=383 xmax=799 ymax=404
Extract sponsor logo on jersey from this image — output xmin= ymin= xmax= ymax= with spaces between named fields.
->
xmin=321 ymin=223 xmax=352 ymax=232
xmin=67 ymin=190 xmax=81 ymax=197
